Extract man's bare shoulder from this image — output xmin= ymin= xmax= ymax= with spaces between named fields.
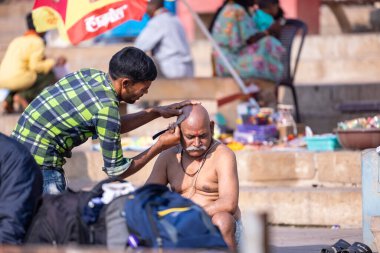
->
xmin=214 ymin=141 xmax=236 ymax=159
xmin=158 ymin=145 xmax=181 ymax=158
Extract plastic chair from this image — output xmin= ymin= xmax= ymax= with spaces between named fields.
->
xmin=278 ymin=18 xmax=308 ymax=123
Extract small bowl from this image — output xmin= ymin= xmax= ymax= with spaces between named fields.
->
xmin=336 ymin=129 xmax=380 ymax=150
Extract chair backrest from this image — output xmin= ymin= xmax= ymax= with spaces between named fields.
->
xmin=279 ymin=19 xmax=308 ymax=86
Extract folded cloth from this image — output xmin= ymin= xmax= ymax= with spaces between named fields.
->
xmin=101 ymin=182 xmax=135 ymax=204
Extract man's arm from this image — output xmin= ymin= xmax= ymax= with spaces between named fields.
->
xmin=29 ymin=39 xmax=55 ymax=74
xmin=120 ymin=100 xmax=198 ymax=134
xmin=118 ymin=126 xmax=179 ymax=179
xmin=120 ymin=108 xmax=160 ymax=134
xmin=145 ymin=151 xmax=169 ymax=185
xmin=203 ymin=147 xmax=239 ymax=217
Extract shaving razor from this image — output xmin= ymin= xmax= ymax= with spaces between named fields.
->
xmin=152 ymin=114 xmax=186 ymax=140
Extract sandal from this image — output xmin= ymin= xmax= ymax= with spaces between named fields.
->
xmin=342 ymin=242 xmax=372 ymax=253
xmin=321 ymin=239 xmax=351 ymax=253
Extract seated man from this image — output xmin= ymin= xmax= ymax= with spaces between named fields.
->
xmin=134 ymin=0 xmax=194 ymax=79
xmin=146 ymin=104 xmax=241 ymax=250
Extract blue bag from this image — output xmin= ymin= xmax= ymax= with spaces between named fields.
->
xmin=124 ymin=184 xmax=228 ymax=249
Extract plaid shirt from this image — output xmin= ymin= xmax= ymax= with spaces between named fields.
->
xmin=12 ymin=68 xmax=132 ymax=177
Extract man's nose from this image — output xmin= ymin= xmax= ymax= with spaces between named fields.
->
xmin=194 ymin=137 xmax=201 ymax=146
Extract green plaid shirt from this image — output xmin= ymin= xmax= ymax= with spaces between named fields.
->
xmin=12 ymin=68 xmax=132 ymax=177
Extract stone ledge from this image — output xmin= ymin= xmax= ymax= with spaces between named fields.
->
xmin=316 ymin=151 xmax=361 ymax=184
xmin=240 ymin=186 xmax=362 ymax=228
xmin=63 ymin=150 xmax=362 ymax=228
xmin=64 ymin=149 xmax=362 ymax=187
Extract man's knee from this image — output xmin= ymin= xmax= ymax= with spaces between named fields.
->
xmin=212 ymin=212 xmax=235 ymax=234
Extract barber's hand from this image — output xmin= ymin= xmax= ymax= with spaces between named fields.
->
xmin=154 ymin=100 xmax=200 ymax=118
xmin=157 ymin=125 xmax=181 ymax=150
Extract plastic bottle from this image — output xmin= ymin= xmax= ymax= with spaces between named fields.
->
xmin=277 ymin=104 xmax=297 ymax=142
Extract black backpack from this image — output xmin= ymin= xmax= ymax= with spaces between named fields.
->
xmin=24 ymin=178 xmax=125 ymax=245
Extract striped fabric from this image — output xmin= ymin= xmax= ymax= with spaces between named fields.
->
xmin=12 ymin=68 xmax=132 ymax=177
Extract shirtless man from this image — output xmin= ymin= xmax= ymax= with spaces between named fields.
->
xmin=146 ymin=104 xmax=241 ymax=250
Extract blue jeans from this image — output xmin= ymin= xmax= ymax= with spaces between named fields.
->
xmin=40 ymin=167 xmax=66 ymax=195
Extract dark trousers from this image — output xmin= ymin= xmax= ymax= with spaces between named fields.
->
xmin=5 ymin=70 xmax=57 ymax=105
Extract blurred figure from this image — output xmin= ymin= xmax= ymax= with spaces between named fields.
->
xmin=209 ymin=0 xmax=284 ymax=82
xmin=135 ymin=0 xmax=194 ymax=79
xmin=0 ymin=133 xmax=43 ymax=244
xmin=0 ymin=12 xmax=67 ymax=113
xmin=253 ymin=0 xmax=286 ymax=38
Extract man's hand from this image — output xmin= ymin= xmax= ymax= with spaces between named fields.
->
xmin=55 ymin=56 xmax=67 ymax=67
xmin=156 ymin=125 xmax=181 ymax=151
xmin=153 ymin=100 xmax=199 ymax=118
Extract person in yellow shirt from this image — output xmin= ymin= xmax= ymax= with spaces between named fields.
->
xmin=0 ymin=13 xmax=66 ymax=113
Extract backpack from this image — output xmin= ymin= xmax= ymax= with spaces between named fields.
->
xmin=124 ymin=184 xmax=228 ymax=249
xmin=24 ymin=177 xmax=126 ymax=245
xmin=25 ymin=181 xmax=227 ymax=250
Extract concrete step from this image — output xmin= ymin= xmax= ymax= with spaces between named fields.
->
xmin=62 ymin=149 xmax=362 ymax=187
xmin=281 ymin=82 xmax=380 ymax=134
xmin=240 ymin=186 xmax=361 ymax=228
xmin=60 ymin=148 xmax=363 ymax=228
xmin=1 ymin=35 xmax=380 ymax=85
xmin=3 ymin=77 xmax=380 ymax=135
xmin=68 ymin=174 xmax=362 ymax=228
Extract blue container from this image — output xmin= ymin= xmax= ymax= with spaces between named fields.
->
xmin=362 ymin=149 xmax=380 ymax=251
xmin=304 ymin=134 xmax=341 ymax=151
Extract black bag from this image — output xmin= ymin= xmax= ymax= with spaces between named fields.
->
xmin=24 ymin=177 xmax=125 ymax=245
xmin=25 ymin=181 xmax=227 ymax=250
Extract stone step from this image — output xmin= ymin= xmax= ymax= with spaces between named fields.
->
xmin=62 ymin=149 xmax=362 ymax=187
xmin=60 ymin=148 xmax=363 ymax=228
xmin=3 ymin=77 xmax=380 ymax=135
xmin=0 ymin=112 xmax=363 ymax=188
xmin=240 ymin=186 xmax=361 ymax=228
xmin=68 ymin=174 xmax=362 ymax=228
xmin=1 ymin=36 xmax=380 ymax=85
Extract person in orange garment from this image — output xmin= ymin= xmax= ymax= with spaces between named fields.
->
xmin=0 ymin=12 xmax=66 ymax=113
xmin=146 ymin=104 xmax=242 ymax=251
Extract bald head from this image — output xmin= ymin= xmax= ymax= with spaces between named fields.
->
xmin=180 ymin=104 xmax=210 ymax=128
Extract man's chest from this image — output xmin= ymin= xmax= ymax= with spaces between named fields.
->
xmin=167 ymin=162 xmax=219 ymax=194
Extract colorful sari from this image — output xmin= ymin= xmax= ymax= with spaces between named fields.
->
xmin=211 ymin=3 xmax=284 ymax=82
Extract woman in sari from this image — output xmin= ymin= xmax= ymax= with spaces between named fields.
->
xmin=210 ymin=0 xmax=285 ymax=82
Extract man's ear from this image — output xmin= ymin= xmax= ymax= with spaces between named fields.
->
xmin=121 ymin=78 xmax=132 ymax=88
xmin=210 ymin=120 xmax=215 ymax=135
